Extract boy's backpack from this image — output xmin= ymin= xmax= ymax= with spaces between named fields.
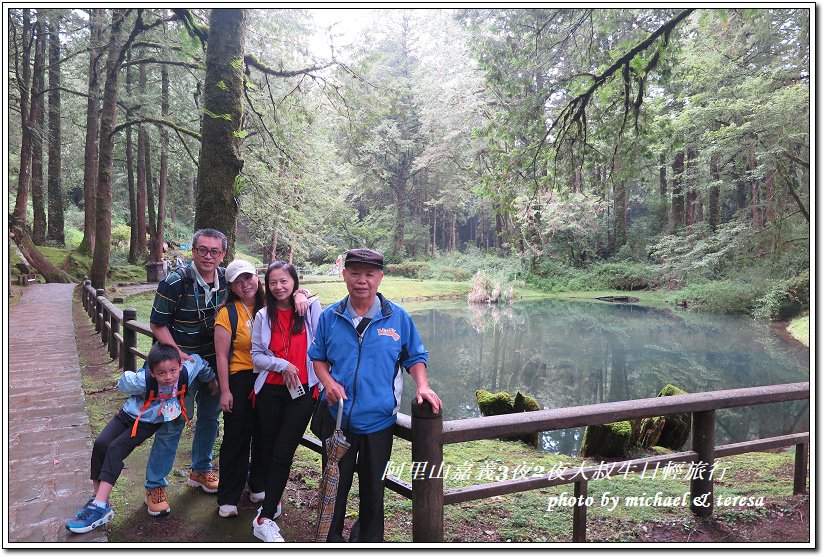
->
xmin=130 ymin=365 xmax=191 ymax=437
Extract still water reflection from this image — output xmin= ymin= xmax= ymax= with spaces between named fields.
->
xmin=400 ymin=300 xmax=810 ymax=455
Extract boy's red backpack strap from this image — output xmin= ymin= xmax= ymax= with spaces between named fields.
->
xmin=132 ymin=391 xmax=156 ymax=437
xmin=178 ymin=383 xmax=192 ymax=428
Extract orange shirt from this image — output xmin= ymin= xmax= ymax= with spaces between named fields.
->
xmin=214 ymin=301 xmax=255 ymax=374
xmin=266 ymin=308 xmax=308 ymax=385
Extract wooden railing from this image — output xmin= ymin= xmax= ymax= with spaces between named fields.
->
xmin=394 ymin=384 xmax=809 ymax=542
xmin=81 ymin=279 xmax=153 ymax=372
xmin=80 ymin=279 xmax=809 ymax=543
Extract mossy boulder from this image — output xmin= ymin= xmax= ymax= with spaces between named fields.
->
xmin=638 ymin=384 xmax=691 ymax=450
xmin=475 ymin=389 xmax=541 ymax=447
xmin=476 ymin=389 xmax=514 ymax=416
xmin=580 ymin=420 xmax=635 ymax=458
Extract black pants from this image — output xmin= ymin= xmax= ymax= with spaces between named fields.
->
xmin=256 ymin=383 xmax=315 ymax=520
xmin=315 ymin=405 xmax=395 ymax=543
xmin=92 ymin=409 xmax=162 ymax=485
xmin=217 ymin=370 xmax=265 ymax=506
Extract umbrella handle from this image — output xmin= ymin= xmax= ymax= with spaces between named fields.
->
xmin=335 ymin=398 xmax=344 ymax=430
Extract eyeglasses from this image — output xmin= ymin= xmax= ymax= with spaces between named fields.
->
xmin=194 ymin=246 xmax=224 ymax=258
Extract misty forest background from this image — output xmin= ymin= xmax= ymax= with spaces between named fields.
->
xmin=7 ymin=8 xmax=810 ymax=321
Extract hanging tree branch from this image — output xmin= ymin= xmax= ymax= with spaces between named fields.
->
xmin=110 ymin=117 xmax=201 ymax=140
xmin=243 ymin=54 xmax=332 ymax=78
xmin=122 ymin=56 xmax=203 ymax=70
xmin=171 ymin=8 xmax=208 ymax=46
xmin=533 ymin=8 xmax=695 ymax=172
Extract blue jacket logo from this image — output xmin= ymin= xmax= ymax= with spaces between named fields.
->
xmin=377 ymin=327 xmax=400 ymax=341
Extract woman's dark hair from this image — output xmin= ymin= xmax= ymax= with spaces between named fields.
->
xmin=220 ymin=271 xmax=265 ymax=316
xmin=147 ymin=343 xmax=182 ymax=372
xmin=265 ymin=261 xmax=305 ymax=335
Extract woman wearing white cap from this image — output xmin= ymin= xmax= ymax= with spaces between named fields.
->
xmin=213 ymin=260 xmax=309 ymax=520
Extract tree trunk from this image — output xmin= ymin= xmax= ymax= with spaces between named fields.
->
xmin=671 ymin=151 xmax=684 ymax=228
xmin=144 ymin=127 xmax=156 ymax=254
xmin=90 ymin=8 xmax=128 ymax=289
xmin=194 ymin=8 xmax=247 ymax=260
xmin=151 ymin=61 xmax=170 ymax=263
xmin=748 ymin=150 xmax=762 ymax=231
xmin=269 ymin=228 xmax=278 ymax=264
xmin=136 ymin=123 xmax=148 ymax=260
xmin=139 ymin=57 xmax=155 ymax=258
xmin=764 ymin=168 xmax=775 ymax=224
xmin=13 ymin=9 xmax=33 ymax=223
xmin=126 ymin=51 xmax=139 ymax=264
xmin=735 ymin=156 xmax=748 ymax=210
xmin=78 ymin=8 xmax=103 ymax=255
xmin=572 ymin=168 xmax=583 ymax=193
xmin=9 ymin=215 xmax=73 ymax=283
xmin=658 ymin=153 xmax=667 ymax=228
xmin=432 ymin=208 xmax=438 ymax=252
xmin=708 ymin=155 xmax=720 ymax=232
xmin=613 ymin=179 xmax=627 ymax=249
xmin=30 ymin=16 xmax=47 ymax=244
xmin=46 ymin=15 xmax=65 ymax=245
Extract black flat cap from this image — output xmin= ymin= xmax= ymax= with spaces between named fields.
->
xmin=344 ymin=248 xmax=384 ymax=270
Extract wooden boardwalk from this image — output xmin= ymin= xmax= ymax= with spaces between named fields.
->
xmin=6 ymin=283 xmax=106 ymax=544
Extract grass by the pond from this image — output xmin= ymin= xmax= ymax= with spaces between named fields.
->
xmin=787 ymin=314 xmax=809 ymax=347
xmin=288 ymin=433 xmax=803 ymax=542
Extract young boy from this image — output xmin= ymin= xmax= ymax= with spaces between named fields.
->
xmin=65 ymin=343 xmax=216 ymax=534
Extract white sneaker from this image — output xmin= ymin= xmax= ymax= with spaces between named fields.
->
xmin=249 ymin=490 xmax=265 ymax=503
xmin=252 ymin=507 xmax=285 ymax=542
xmin=218 ymin=504 xmax=238 ymax=518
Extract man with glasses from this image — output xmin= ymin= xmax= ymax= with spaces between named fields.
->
xmin=143 ymin=228 xmax=228 ymax=516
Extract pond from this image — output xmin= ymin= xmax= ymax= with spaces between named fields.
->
xmin=399 ymin=299 xmax=810 ymax=455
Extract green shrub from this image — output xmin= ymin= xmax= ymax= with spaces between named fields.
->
xmin=64 ymin=228 xmax=83 ymax=249
xmin=752 ymin=270 xmax=810 ymax=320
xmin=110 ymin=224 xmax=131 ymax=252
xmin=528 ymin=258 xmax=601 ymax=292
xmin=592 ymin=261 xmax=659 ymax=290
xmin=385 ymin=262 xmax=430 ymax=278
xmin=435 ymin=267 xmax=470 ymax=281
xmin=676 ymin=280 xmax=765 ymax=315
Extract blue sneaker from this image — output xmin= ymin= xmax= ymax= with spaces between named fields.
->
xmin=66 ymin=501 xmax=114 ymax=534
xmin=71 ymin=498 xmax=95 ymax=518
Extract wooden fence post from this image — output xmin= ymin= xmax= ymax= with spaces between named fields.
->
xmin=85 ymin=282 xmax=93 ymax=317
xmin=794 ymin=442 xmax=808 ymax=494
xmin=572 ymin=480 xmax=588 ymax=542
xmin=95 ymin=289 xmax=105 ymax=334
xmin=690 ymin=410 xmax=715 ymax=517
xmin=109 ymin=311 xmax=119 ymax=360
xmin=411 ymin=400 xmax=444 ymax=543
xmin=122 ymin=308 xmax=138 ymax=372
xmin=82 ymin=279 xmax=91 ymax=313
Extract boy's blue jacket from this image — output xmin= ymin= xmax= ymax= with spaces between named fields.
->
xmin=117 ymin=354 xmax=215 ymax=423
xmin=308 ymin=293 xmax=428 ymax=434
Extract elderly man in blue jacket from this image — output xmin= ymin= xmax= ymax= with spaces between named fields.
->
xmin=309 ymin=248 xmax=442 ymax=542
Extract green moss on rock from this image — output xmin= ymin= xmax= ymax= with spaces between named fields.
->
xmin=580 ymin=420 xmax=634 ymax=458
xmin=476 ymin=389 xmax=513 ymax=417
xmin=475 ymin=389 xmax=541 ymax=447
xmin=638 ymin=384 xmax=691 ymax=450
xmin=513 ymin=391 xmax=540 ymax=412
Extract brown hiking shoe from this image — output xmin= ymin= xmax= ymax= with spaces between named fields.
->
xmin=186 ymin=470 xmax=219 ymax=493
xmin=145 ymin=487 xmax=171 ymax=516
